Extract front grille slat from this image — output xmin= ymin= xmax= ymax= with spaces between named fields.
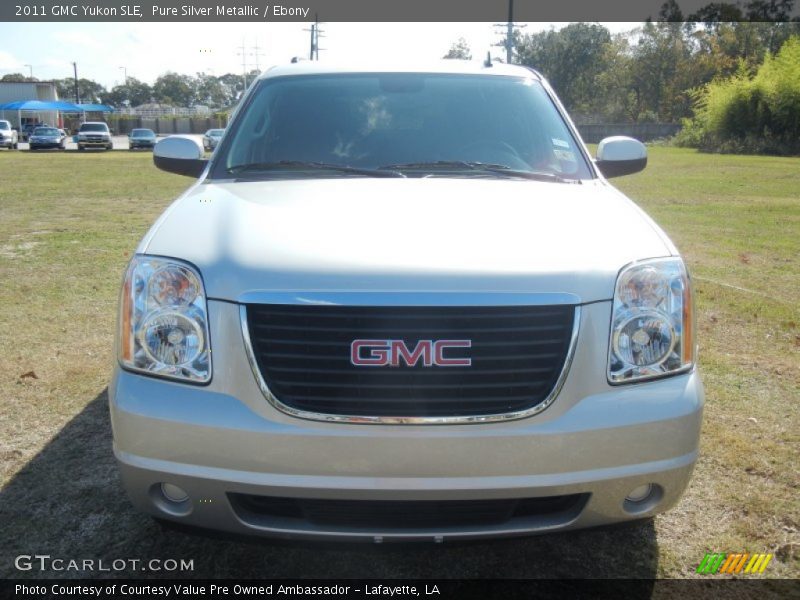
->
xmin=229 ymin=493 xmax=590 ymax=530
xmin=246 ymin=303 xmax=574 ymax=418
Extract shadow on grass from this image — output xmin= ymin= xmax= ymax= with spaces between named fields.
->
xmin=0 ymin=388 xmax=659 ymax=581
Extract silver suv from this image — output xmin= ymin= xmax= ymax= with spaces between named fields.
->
xmin=112 ymin=61 xmax=703 ymax=541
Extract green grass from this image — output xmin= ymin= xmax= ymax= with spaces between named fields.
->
xmin=0 ymin=147 xmax=797 ymax=580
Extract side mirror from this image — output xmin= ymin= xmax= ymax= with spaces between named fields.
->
xmin=153 ymin=136 xmax=208 ymax=178
xmin=595 ymin=136 xmax=647 ymax=178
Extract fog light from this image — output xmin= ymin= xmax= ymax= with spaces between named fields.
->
xmin=161 ymin=483 xmax=189 ymax=503
xmin=626 ymin=483 xmax=653 ymax=503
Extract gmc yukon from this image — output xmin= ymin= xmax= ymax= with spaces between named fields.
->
xmin=111 ymin=61 xmax=703 ymax=541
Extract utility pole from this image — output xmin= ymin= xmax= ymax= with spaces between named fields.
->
xmin=24 ymin=64 xmax=33 ymax=79
xmin=72 ymin=62 xmax=80 ymax=104
xmin=236 ymin=37 xmax=248 ymax=93
xmin=304 ymin=14 xmax=324 ymax=60
xmin=119 ymin=66 xmax=127 ymax=85
xmin=250 ymin=40 xmax=265 ymax=72
xmin=493 ymin=0 xmax=524 ymax=64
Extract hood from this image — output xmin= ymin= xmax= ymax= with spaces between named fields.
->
xmin=141 ymin=177 xmax=673 ymax=304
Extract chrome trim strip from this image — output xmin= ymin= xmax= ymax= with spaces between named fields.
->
xmin=237 ymin=291 xmax=581 ymax=307
xmin=240 ymin=302 xmax=582 ymax=426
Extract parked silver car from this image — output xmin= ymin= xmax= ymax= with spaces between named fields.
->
xmin=28 ymin=126 xmax=67 ymax=150
xmin=202 ymin=128 xmax=224 ymax=151
xmin=112 ymin=61 xmax=703 ymax=541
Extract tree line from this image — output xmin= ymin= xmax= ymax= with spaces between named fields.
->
xmin=445 ymin=1 xmax=800 ymax=124
xmin=0 ymin=69 xmax=263 ymax=110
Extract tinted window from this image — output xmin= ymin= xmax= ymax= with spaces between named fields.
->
xmin=217 ymin=74 xmax=592 ymax=179
xmin=131 ymin=129 xmax=155 ymax=137
xmin=34 ymin=128 xmax=59 ymax=135
xmin=79 ymin=123 xmax=108 ymax=132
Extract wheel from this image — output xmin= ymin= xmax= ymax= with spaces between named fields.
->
xmin=12 ymin=141 xmax=18 ymax=150
xmin=78 ymin=145 xmax=85 ymax=152
xmin=106 ymin=144 xmax=113 ymax=151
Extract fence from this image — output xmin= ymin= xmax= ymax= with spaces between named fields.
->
xmin=107 ymin=116 xmax=228 ymax=135
xmin=576 ymin=123 xmax=681 ymax=143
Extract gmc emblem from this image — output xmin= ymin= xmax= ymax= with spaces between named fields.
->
xmin=351 ymin=339 xmax=472 ymax=367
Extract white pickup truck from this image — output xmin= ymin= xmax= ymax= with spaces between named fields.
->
xmin=76 ymin=121 xmax=113 ymax=151
xmin=0 ymin=120 xmax=18 ymax=150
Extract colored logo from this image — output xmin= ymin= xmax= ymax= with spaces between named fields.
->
xmin=350 ymin=339 xmax=472 ymax=367
xmin=697 ymin=553 xmax=773 ymax=575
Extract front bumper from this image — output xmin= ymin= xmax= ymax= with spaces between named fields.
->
xmin=110 ymin=300 xmax=703 ymax=541
xmin=78 ymin=138 xmax=111 ymax=147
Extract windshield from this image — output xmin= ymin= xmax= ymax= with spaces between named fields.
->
xmin=33 ymin=128 xmax=59 ymax=136
xmin=0 ymin=122 xmax=9 ymax=130
xmin=208 ymin=129 xmax=224 ymax=137
xmin=131 ymin=129 xmax=155 ymax=137
xmin=79 ymin=123 xmax=108 ymax=132
xmin=215 ymin=73 xmax=592 ymax=180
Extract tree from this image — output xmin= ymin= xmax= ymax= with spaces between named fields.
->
xmin=104 ymin=77 xmax=153 ymax=108
xmin=152 ymin=72 xmax=195 ymax=106
xmin=444 ymin=38 xmax=472 ymax=60
xmin=1 ymin=73 xmax=37 ymax=83
xmin=54 ymin=78 xmax=106 ymax=104
xmin=194 ymin=73 xmax=228 ymax=108
xmin=515 ymin=23 xmax=613 ymax=114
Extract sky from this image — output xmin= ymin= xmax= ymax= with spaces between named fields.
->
xmin=0 ymin=22 xmax=639 ymax=90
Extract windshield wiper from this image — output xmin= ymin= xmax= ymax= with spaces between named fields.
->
xmin=228 ymin=161 xmax=405 ymax=178
xmin=378 ymin=161 xmax=579 ymax=183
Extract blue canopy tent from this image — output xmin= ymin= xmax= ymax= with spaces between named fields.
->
xmin=0 ymin=100 xmax=113 ymax=130
xmin=77 ymin=103 xmax=114 ymax=113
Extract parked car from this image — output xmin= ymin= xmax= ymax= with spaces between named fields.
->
xmin=76 ymin=121 xmax=113 ymax=151
xmin=202 ymin=128 xmax=224 ymax=151
xmin=28 ymin=126 xmax=67 ymax=150
xmin=128 ymin=128 xmax=157 ymax=150
xmin=0 ymin=120 xmax=18 ymax=149
xmin=20 ymin=122 xmax=44 ymax=142
xmin=114 ymin=61 xmax=703 ymax=541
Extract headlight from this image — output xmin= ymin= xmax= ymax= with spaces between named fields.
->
xmin=118 ymin=255 xmax=211 ymax=383
xmin=608 ymin=257 xmax=695 ymax=383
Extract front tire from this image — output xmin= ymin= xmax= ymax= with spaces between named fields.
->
xmin=78 ymin=145 xmax=85 ymax=152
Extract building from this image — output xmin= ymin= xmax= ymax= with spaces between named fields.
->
xmin=0 ymin=81 xmax=60 ymax=127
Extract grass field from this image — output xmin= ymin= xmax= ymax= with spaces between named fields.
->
xmin=0 ymin=147 xmax=797 ymax=581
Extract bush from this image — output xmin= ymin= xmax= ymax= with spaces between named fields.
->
xmin=676 ymin=36 xmax=800 ymax=155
